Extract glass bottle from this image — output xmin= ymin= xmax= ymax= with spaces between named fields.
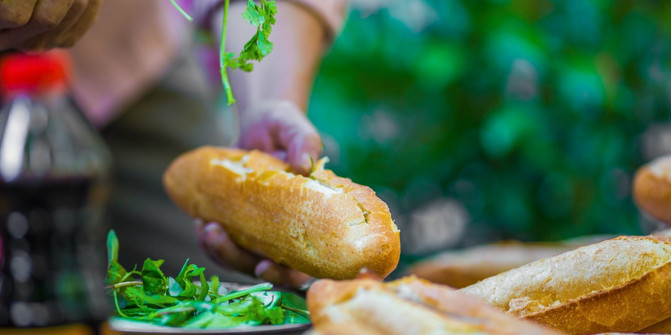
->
xmin=0 ymin=52 xmax=112 ymax=334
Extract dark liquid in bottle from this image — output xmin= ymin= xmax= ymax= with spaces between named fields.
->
xmin=0 ymin=177 xmax=108 ymax=333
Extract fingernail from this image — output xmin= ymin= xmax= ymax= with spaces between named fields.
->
xmin=254 ymin=260 xmax=273 ymax=278
xmin=203 ymin=222 xmax=221 ymax=233
xmin=202 ymin=223 xmax=224 ymax=244
xmin=300 ymin=153 xmax=312 ymax=173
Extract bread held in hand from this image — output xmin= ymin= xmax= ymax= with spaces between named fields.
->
xmin=163 ymin=146 xmax=400 ymax=279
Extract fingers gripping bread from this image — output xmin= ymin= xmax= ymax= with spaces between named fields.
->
xmin=460 ymin=236 xmax=671 ymax=334
xmin=306 ymin=276 xmax=563 ymax=335
xmin=163 ymin=146 xmax=400 ymax=279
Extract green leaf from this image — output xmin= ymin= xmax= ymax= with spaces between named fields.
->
xmin=141 ymin=258 xmax=167 ymax=295
xmin=168 ymin=277 xmax=183 ymax=297
xmin=106 ymin=261 xmax=127 ymax=286
xmin=242 ymin=0 xmax=264 ymax=26
xmin=124 ymin=286 xmax=180 ymax=308
xmin=216 ymin=0 xmax=278 ymax=104
xmin=279 ymin=292 xmax=310 ymax=323
xmin=250 ymin=291 xmax=280 ymax=308
xmin=107 ymin=230 xmax=119 ymax=266
xmin=209 ymin=276 xmax=220 ymax=296
xmin=214 ymin=283 xmax=273 ymax=304
xmin=104 ymin=231 xmax=307 ymax=329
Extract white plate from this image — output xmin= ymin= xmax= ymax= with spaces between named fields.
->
xmin=108 ymin=282 xmax=311 ymax=335
xmin=109 ymin=317 xmax=311 ymax=335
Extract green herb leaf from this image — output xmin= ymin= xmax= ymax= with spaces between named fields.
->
xmin=218 ymin=0 xmax=278 ymax=105
xmin=242 ymin=0 xmax=265 ymax=26
xmin=104 ymin=230 xmax=308 ymax=329
xmin=141 ymin=258 xmax=168 ymax=295
xmin=107 ymin=230 xmax=119 ymax=266
xmin=168 ymin=277 xmax=184 ymax=297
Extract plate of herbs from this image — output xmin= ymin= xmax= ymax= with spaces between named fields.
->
xmin=105 ymin=230 xmax=311 ymax=334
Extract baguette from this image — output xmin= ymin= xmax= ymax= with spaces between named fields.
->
xmin=306 ymin=275 xmax=563 ymax=335
xmin=460 ymin=236 xmax=671 ymax=334
xmin=162 ymin=146 xmax=400 ymax=279
xmin=634 ymin=156 xmax=671 ymax=225
xmin=409 ymin=242 xmax=581 ymax=288
xmin=410 ymin=236 xmax=613 ymax=288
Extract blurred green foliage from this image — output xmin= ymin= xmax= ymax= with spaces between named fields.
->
xmin=308 ymin=0 xmax=671 ymax=248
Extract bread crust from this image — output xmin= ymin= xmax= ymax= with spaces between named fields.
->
xmin=634 ymin=157 xmax=671 ymax=224
xmin=638 ymin=316 xmax=671 ymax=333
xmin=461 ymin=236 xmax=671 ymax=334
xmin=409 ymin=242 xmax=579 ymax=288
xmin=162 ymin=146 xmax=400 ymax=279
xmin=306 ymin=276 xmax=562 ymax=335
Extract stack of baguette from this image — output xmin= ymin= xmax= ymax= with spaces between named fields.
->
xmin=307 ymin=235 xmax=671 ymax=335
xmin=459 ymin=235 xmax=671 ymax=334
xmin=408 ymin=236 xmax=612 ymax=288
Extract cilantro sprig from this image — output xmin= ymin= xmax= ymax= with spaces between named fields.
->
xmin=105 ymin=230 xmax=309 ymax=329
xmin=171 ymin=0 xmax=278 ymax=106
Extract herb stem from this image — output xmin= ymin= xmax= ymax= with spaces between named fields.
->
xmin=107 ymin=281 xmax=143 ymax=290
xmin=220 ymin=0 xmax=236 ymax=105
xmin=282 ymin=304 xmax=310 ymax=318
xmin=213 ymin=282 xmax=273 ymax=304
xmin=170 ymin=0 xmax=193 ymax=21
xmin=114 ymin=291 xmax=130 ymax=318
xmin=155 ymin=306 xmax=196 ymax=316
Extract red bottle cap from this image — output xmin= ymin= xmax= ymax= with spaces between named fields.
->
xmin=0 ymin=51 xmax=70 ymax=94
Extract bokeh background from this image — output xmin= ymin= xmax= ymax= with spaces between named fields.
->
xmin=306 ymin=0 xmax=671 ymax=270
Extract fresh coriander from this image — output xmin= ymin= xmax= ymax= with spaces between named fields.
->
xmin=170 ymin=0 xmax=278 ymax=105
xmin=105 ymin=230 xmax=309 ymax=329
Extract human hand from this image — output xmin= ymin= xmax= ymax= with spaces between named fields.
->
xmin=195 ymin=221 xmax=314 ymax=290
xmin=237 ymin=100 xmax=322 ymax=175
xmin=0 ymin=0 xmax=101 ymax=51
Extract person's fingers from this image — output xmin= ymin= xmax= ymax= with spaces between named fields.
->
xmin=254 ymin=260 xmax=314 ymax=289
xmin=54 ymin=0 xmax=100 ymax=47
xmin=0 ymin=0 xmax=38 ymax=30
xmin=273 ymin=105 xmax=322 ymax=175
xmin=237 ymin=100 xmax=323 ymax=175
xmin=268 ymin=150 xmax=287 ymax=162
xmin=0 ymin=0 xmax=75 ymax=50
xmin=197 ymin=222 xmax=261 ymax=276
xmin=285 ymin=129 xmax=322 ymax=175
xmin=20 ymin=0 xmax=86 ymax=50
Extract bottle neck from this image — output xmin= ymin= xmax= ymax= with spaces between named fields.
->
xmin=2 ymin=86 xmax=68 ymax=105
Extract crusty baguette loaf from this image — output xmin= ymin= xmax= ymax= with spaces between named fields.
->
xmin=306 ymin=275 xmax=563 ymax=335
xmin=409 ymin=242 xmax=581 ymax=288
xmin=163 ymin=146 xmax=400 ymax=279
xmin=634 ymin=156 xmax=671 ymax=225
xmin=409 ymin=236 xmax=613 ymax=288
xmin=460 ymin=236 xmax=671 ymax=334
